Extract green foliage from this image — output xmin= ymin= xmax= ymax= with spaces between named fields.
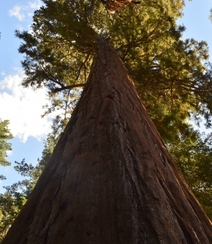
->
xmin=169 ymin=128 xmax=212 ymax=219
xmin=15 ymin=0 xmax=106 ymax=122
xmin=0 ymin=159 xmax=34 ymax=241
xmin=0 ymin=119 xmax=13 ymax=184
xmin=0 ymin=180 xmax=29 ymax=241
xmin=30 ymin=133 xmax=57 ymax=183
xmin=0 ymin=159 xmax=31 ymax=242
xmin=0 ymin=119 xmax=13 ymax=167
xmin=15 ymin=0 xmax=212 ymax=144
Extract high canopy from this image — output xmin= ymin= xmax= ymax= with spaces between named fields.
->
xmin=2 ymin=37 xmax=212 ymax=244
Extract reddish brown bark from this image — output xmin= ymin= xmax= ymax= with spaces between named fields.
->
xmin=3 ymin=37 xmax=212 ymax=244
xmin=101 ymin=0 xmax=132 ymax=13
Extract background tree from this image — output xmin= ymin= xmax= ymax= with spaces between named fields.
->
xmin=0 ymin=133 xmax=56 ymax=242
xmin=0 ymin=172 xmax=29 ymax=242
xmin=169 ymin=128 xmax=212 ymax=219
xmin=0 ymin=119 xmax=13 ymax=241
xmin=0 ymin=119 xmax=13 ymax=178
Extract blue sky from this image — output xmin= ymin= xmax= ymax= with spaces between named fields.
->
xmin=0 ymin=0 xmax=212 ymax=192
xmin=0 ymin=0 xmax=52 ymax=192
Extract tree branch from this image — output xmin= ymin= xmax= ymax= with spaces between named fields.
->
xmin=51 ymin=83 xmax=85 ymax=93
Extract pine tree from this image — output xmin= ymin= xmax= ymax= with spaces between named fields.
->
xmin=0 ymin=119 xmax=13 ymax=240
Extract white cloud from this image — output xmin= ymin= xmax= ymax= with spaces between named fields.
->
xmin=0 ymin=71 xmax=55 ymax=142
xmin=9 ymin=5 xmax=25 ymax=21
xmin=9 ymin=0 xmax=43 ymax=21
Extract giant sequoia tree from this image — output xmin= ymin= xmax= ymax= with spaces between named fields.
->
xmin=3 ymin=36 xmax=212 ymax=244
xmin=2 ymin=0 xmax=212 ymax=242
xmin=12 ymin=0 xmax=212 ymax=216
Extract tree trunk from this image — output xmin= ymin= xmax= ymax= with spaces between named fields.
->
xmin=3 ymin=37 xmax=212 ymax=244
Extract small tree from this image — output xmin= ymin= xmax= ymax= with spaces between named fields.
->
xmin=0 ymin=119 xmax=13 ymax=173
